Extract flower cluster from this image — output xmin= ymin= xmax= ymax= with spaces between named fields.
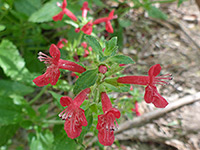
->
xmin=32 ymin=0 xmax=172 ymax=147
xmin=52 ymin=0 xmax=117 ymax=35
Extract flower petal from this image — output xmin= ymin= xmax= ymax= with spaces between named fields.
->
xmin=108 ymin=10 xmax=115 ymax=20
xmin=74 ymin=88 xmax=91 ymax=107
xmin=49 ymin=67 xmax=60 ymax=85
xmin=60 ymin=96 xmax=73 ymax=107
xmin=52 ymin=11 xmax=64 ymax=21
xmin=117 ymin=76 xmax=149 ymax=85
xmin=105 ymin=21 xmax=113 ymax=33
xmin=152 ymin=90 xmax=168 ymax=108
xmin=49 ymin=44 xmax=60 ymax=62
xmin=107 ymin=108 xmax=121 ymax=119
xmin=93 ymin=17 xmax=108 ymax=24
xmin=33 ymin=73 xmax=50 ymax=87
xmin=63 ymin=8 xmax=77 ymax=21
xmin=144 ymin=85 xmax=155 ymax=103
xmin=58 ymin=59 xmax=86 ymax=73
xmin=101 ymin=92 xmax=113 ymax=113
xmin=62 ymin=0 xmax=67 ymax=9
xmin=81 ymin=21 xmax=93 ymax=35
xmin=98 ymin=129 xmax=115 ymax=146
xmin=148 ymin=64 xmax=161 ymax=77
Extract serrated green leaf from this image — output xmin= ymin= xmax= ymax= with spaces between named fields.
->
xmin=29 ymin=0 xmax=62 ymax=23
xmin=73 ymin=69 xmax=98 ymax=95
xmin=85 ymin=35 xmax=104 ymax=58
xmin=146 ymin=5 xmax=168 ymax=20
xmin=0 ymin=80 xmax=34 ymax=96
xmin=14 ymin=0 xmax=42 ymax=16
xmin=109 ymin=55 xmax=135 ymax=64
xmin=0 ymin=39 xmax=29 ymax=78
xmin=0 ymin=124 xmax=19 ymax=146
xmin=104 ymin=37 xmax=118 ymax=56
xmin=53 ymin=125 xmax=77 ymax=150
xmin=0 ymin=97 xmax=23 ymax=125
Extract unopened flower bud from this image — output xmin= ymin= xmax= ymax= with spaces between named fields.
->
xmin=99 ymin=65 xmax=107 ymax=74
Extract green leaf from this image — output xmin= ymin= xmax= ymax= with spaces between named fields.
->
xmin=65 ymin=20 xmax=79 ymax=28
xmin=104 ymin=37 xmax=118 ymax=56
xmin=85 ymin=35 xmax=104 ymax=58
xmin=0 ymin=97 xmax=23 ymax=125
xmin=0 ymin=124 xmax=19 ymax=146
xmin=109 ymin=55 xmax=135 ymax=64
xmin=53 ymin=125 xmax=77 ymax=150
xmin=0 ymin=80 xmax=34 ymax=96
xmin=14 ymin=0 xmax=42 ymax=16
xmin=73 ymin=69 xmax=98 ymax=95
xmin=0 ymin=25 xmax=6 ymax=32
xmin=0 ymin=40 xmax=28 ymax=79
xmin=49 ymin=91 xmax=63 ymax=109
xmin=30 ymin=129 xmax=54 ymax=150
xmin=29 ymin=0 xmax=62 ymax=23
xmin=119 ymin=19 xmax=132 ymax=27
xmin=146 ymin=5 xmax=168 ymax=20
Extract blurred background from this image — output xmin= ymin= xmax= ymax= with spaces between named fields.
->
xmin=0 ymin=0 xmax=200 ymax=149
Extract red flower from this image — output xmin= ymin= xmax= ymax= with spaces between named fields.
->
xmin=81 ymin=42 xmax=87 ymax=49
xmin=83 ymin=50 xmax=89 ymax=57
xmin=117 ymin=64 xmax=172 ymax=108
xmin=81 ymin=1 xmax=90 ymax=18
xmin=59 ymin=88 xmax=91 ymax=139
xmin=75 ymin=28 xmax=80 ymax=33
xmin=131 ymin=101 xmax=141 ymax=116
xmin=57 ymin=38 xmax=68 ymax=49
xmin=98 ymin=65 xmax=107 ymax=74
xmin=93 ymin=10 xmax=117 ymax=33
xmin=81 ymin=21 xmax=93 ymax=35
xmin=33 ymin=44 xmax=86 ymax=87
xmin=97 ymin=92 xmax=121 ymax=146
xmin=52 ymin=0 xmax=77 ymax=21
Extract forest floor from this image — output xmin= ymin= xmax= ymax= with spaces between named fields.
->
xmin=97 ymin=0 xmax=200 ymax=150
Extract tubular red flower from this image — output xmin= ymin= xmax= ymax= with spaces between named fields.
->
xmin=97 ymin=92 xmax=121 ymax=146
xmin=81 ymin=42 xmax=87 ymax=49
xmin=81 ymin=21 xmax=93 ymax=35
xmin=52 ymin=0 xmax=77 ymax=21
xmin=93 ymin=10 xmax=116 ymax=33
xmin=59 ymin=88 xmax=91 ymax=139
xmin=33 ymin=44 xmax=86 ymax=87
xmin=81 ymin=1 xmax=90 ymax=18
xmin=57 ymin=38 xmax=68 ymax=49
xmin=117 ymin=64 xmax=172 ymax=108
xmin=83 ymin=50 xmax=89 ymax=57
xmin=131 ymin=101 xmax=141 ymax=116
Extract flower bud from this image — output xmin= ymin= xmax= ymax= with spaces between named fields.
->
xmin=99 ymin=65 xmax=107 ymax=74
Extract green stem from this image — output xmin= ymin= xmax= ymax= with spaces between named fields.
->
xmin=29 ymin=85 xmax=49 ymax=105
xmin=42 ymin=120 xmax=64 ymax=124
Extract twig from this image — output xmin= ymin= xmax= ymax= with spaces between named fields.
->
xmin=115 ymin=92 xmax=200 ymax=134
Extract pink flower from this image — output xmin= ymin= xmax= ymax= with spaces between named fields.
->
xmin=81 ymin=42 xmax=87 ymax=49
xmin=98 ymin=65 xmax=107 ymax=74
xmin=81 ymin=21 xmax=93 ymax=35
xmin=83 ymin=50 xmax=89 ymax=57
xmin=59 ymin=88 xmax=91 ymax=139
xmin=52 ymin=0 xmax=77 ymax=21
xmin=33 ymin=44 xmax=86 ymax=87
xmin=97 ymin=92 xmax=121 ymax=146
xmin=88 ymin=46 xmax=92 ymax=51
xmin=81 ymin=1 xmax=90 ymax=18
xmin=75 ymin=28 xmax=80 ymax=33
xmin=93 ymin=10 xmax=117 ymax=33
xmin=57 ymin=38 xmax=68 ymax=49
xmin=117 ymin=64 xmax=172 ymax=108
xmin=131 ymin=101 xmax=141 ymax=116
